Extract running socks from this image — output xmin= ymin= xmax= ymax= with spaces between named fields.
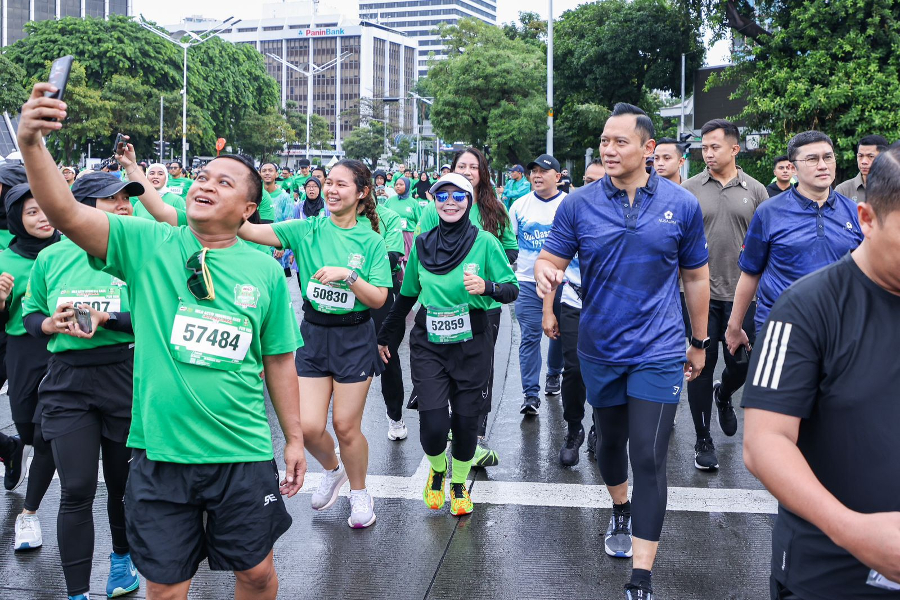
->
xmin=426 ymin=453 xmax=448 ymax=473
xmin=451 ymin=457 xmax=473 ymax=484
xmin=630 ymin=568 xmax=652 ymax=590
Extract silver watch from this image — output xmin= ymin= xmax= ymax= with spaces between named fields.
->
xmin=345 ymin=270 xmax=359 ymax=285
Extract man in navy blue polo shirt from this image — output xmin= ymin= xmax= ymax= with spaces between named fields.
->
xmin=535 ymin=103 xmax=710 ymax=600
xmin=725 ymin=131 xmax=863 ymax=355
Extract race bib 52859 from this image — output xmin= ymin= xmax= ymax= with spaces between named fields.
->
xmin=426 ymin=304 xmax=473 ymax=344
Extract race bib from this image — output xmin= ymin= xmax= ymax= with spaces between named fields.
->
xmin=58 ymin=287 xmax=121 ymax=312
xmin=307 ymin=280 xmax=355 ymax=314
xmin=169 ymin=305 xmax=252 ymax=371
xmin=399 ymin=218 xmax=408 ymax=230
xmin=426 ymin=305 xmax=472 ymax=344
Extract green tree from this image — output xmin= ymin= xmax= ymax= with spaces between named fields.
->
xmin=40 ymin=62 xmax=112 ymax=165
xmin=714 ymin=0 xmax=900 ymax=176
xmin=502 ymin=11 xmax=547 ymax=48
xmin=422 ymin=18 xmax=547 ymax=167
xmin=234 ymin=108 xmax=295 ymax=163
xmin=343 ymin=121 xmax=389 ymax=170
xmin=0 ymin=54 xmax=28 ymax=115
xmin=552 ymin=0 xmax=703 ymax=160
xmin=391 ymin=136 xmax=415 ymax=167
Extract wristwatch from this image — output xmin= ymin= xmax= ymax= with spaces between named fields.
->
xmin=345 ymin=270 xmax=359 ymax=286
xmin=690 ymin=336 xmax=711 ymax=349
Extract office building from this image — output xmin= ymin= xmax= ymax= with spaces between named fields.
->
xmin=358 ymin=0 xmax=497 ymax=77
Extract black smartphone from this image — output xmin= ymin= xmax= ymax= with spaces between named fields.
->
xmin=112 ymin=133 xmax=125 ymax=158
xmin=734 ymin=345 xmax=751 ymax=366
xmin=44 ymin=55 xmax=74 ymax=101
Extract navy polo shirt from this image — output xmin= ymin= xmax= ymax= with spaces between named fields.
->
xmin=738 ymin=187 xmax=863 ymax=333
xmin=543 ymin=171 xmax=709 ymax=365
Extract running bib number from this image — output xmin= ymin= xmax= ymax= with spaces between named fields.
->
xmin=169 ymin=305 xmax=252 ymax=371
xmin=426 ymin=305 xmax=472 ymax=344
xmin=399 ymin=218 xmax=408 ymax=230
xmin=307 ymin=280 xmax=355 ymax=313
xmin=57 ymin=287 xmax=121 ymax=312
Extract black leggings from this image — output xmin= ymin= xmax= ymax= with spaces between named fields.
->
xmin=16 ymin=422 xmax=56 ymax=513
xmin=593 ymin=398 xmax=677 ymax=542
xmin=50 ymin=422 xmax=130 ymax=596
xmin=420 ymin=409 xmax=479 ymax=463
xmin=477 ymin=310 xmax=503 ymax=438
xmin=371 ymin=289 xmax=406 ymax=421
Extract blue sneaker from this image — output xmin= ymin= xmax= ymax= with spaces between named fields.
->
xmin=106 ymin=552 xmax=140 ymax=597
xmin=68 ymin=595 xmax=90 ymax=600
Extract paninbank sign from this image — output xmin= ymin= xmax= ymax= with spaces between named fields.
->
xmin=299 ymin=27 xmax=348 ymax=37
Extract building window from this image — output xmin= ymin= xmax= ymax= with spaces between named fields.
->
xmin=109 ymin=0 xmax=128 ymax=15
xmin=6 ymin=0 xmax=31 ymax=45
xmin=85 ymin=0 xmax=104 ymax=17
xmin=34 ymin=0 xmax=55 ymax=22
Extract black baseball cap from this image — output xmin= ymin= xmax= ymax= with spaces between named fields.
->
xmin=70 ymin=172 xmax=144 ymax=204
xmin=0 ymin=164 xmax=27 ymax=187
xmin=527 ymin=154 xmax=561 ymax=172
xmin=298 ymin=159 xmax=311 ymax=168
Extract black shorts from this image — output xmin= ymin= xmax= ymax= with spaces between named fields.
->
xmin=125 ymin=449 xmax=292 ymax=584
xmin=39 ymin=351 xmax=133 ymax=442
xmin=6 ymin=334 xmax=51 ymax=424
xmin=295 ymin=319 xmax=383 ymax=383
xmin=408 ymin=323 xmax=495 ymax=417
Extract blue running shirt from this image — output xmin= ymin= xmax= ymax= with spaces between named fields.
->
xmin=543 ymin=171 xmax=709 ymax=365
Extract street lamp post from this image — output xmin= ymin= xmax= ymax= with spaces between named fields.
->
xmin=407 ymin=92 xmax=433 ymax=170
xmin=547 ymin=0 xmax=554 ymax=155
xmin=268 ymin=51 xmax=351 ymax=160
xmin=139 ymin=15 xmax=239 ymax=168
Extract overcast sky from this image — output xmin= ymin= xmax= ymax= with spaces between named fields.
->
xmin=134 ymin=0 xmax=730 ymax=65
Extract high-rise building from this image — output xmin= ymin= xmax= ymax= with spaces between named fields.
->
xmin=1 ymin=0 xmax=133 ymax=159
xmin=168 ymin=5 xmax=418 ymax=162
xmin=358 ymin=0 xmax=497 ymax=77
xmin=1 ymin=0 xmax=131 ymax=46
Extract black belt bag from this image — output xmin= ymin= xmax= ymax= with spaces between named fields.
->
xmin=302 ymin=300 xmax=371 ymax=327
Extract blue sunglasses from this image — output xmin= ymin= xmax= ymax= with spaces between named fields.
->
xmin=435 ymin=191 xmax=469 ymax=203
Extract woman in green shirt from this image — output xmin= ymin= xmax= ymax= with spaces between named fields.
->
xmin=22 ymin=173 xmax=141 ymax=599
xmin=133 ymin=163 xmax=187 ymax=220
xmin=239 ymin=159 xmax=392 ymax=529
xmin=0 ymin=184 xmax=60 ymax=551
xmin=384 ymin=176 xmax=421 ymax=269
xmin=377 ymin=173 xmax=518 ymax=516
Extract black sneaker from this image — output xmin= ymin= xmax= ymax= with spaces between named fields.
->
xmin=4 ymin=436 xmax=29 ymax=491
xmin=559 ymin=427 xmax=585 ymax=466
xmin=587 ymin=425 xmax=597 ymax=454
xmin=520 ymin=395 xmax=540 ymax=416
xmin=545 ymin=374 xmax=561 ymax=396
xmin=624 ymin=582 xmax=655 ymax=599
xmin=714 ymin=381 xmax=738 ymax=437
xmin=694 ymin=437 xmax=719 ymax=471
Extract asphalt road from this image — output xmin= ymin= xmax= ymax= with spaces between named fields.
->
xmin=0 ymin=280 xmax=775 ymax=599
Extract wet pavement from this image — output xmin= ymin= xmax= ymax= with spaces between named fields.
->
xmin=0 ymin=283 xmax=774 ymax=599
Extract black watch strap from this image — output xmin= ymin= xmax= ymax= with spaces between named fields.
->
xmin=690 ymin=336 xmax=711 ymax=349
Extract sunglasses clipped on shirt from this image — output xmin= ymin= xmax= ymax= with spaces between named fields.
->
xmin=186 ymin=248 xmax=215 ymax=301
xmin=435 ymin=191 xmax=469 ymax=203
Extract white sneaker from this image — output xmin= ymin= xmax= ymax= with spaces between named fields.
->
xmin=387 ymin=416 xmax=408 ymax=441
xmin=14 ymin=513 xmax=42 ymax=551
xmin=347 ymin=489 xmax=376 ymax=528
xmin=310 ymin=464 xmax=348 ymax=511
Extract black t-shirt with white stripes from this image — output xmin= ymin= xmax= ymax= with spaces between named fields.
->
xmin=742 ymin=252 xmax=900 ymax=598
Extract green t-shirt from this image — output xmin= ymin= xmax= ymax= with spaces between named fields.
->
xmin=358 ymin=205 xmax=405 ymax=255
xmin=401 ymin=231 xmax=518 ymax=311
xmin=416 ymin=202 xmax=517 ymax=251
xmin=133 ymin=192 xmax=186 ymax=220
xmin=93 ymin=214 xmax=302 ymax=464
xmin=0 ymin=249 xmax=40 ymax=336
xmin=258 ymin=188 xmax=276 ymax=223
xmin=167 ymin=177 xmax=193 ymax=199
xmin=383 ymin=196 xmax=422 ymax=232
xmin=272 ymin=217 xmax=393 ymax=313
xmin=23 ymin=238 xmax=134 ymax=352
xmin=0 ymin=230 xmax=13 ymax=251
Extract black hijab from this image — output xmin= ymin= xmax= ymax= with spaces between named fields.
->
xmin=4 ymin=184 xmax=60 ymax=260
xmin=302 ymin=177 xmax=324 ymax=218
xmin=413 ymin=175 xmax=431 ymax=199
xmin=415 ymin=186 xmax=478 ymax=275
xmin=0 ymin=164 xmax=28 ymax=230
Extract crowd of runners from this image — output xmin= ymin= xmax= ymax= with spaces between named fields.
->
xmin=0 ymin=79 xmax=897 ymax=600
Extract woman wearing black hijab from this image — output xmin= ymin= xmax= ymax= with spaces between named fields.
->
xmin=376 ymin=174 xmax=518 ymax=517
xmin=0 ymin=184 xmax=60 ymax=552
xmin=413 ymin=171 xmax=431 ymax=202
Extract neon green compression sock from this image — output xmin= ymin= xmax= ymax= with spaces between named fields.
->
xmin=426 ymin=453 xmax=447 ymax=473
xmin=451 ymin=457 xmax=473 ymax=484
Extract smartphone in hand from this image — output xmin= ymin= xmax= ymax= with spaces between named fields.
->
xmin=43 ymin=56 xmax=74 ymax=122
xmin=112 ymin=133 xmax=125 ymax=158
xmin=74 ymin=307 xmax=93 ymax=334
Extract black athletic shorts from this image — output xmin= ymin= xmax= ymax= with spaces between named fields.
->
xmin=6 ymin=334 xmax=51 ymax=424
xmin=39 ymin=348 xmax=133 ymax=443
xmin=125 ymin=449 xmax=292 ymax=584
xmin=408 ymin=323 xmax=495 ymax=417
xmin=295 ymin=319 xmax=383 ymax=383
